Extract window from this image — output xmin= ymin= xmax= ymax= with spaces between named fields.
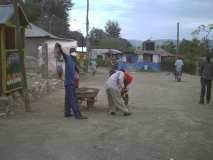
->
xmin=143 ymin=54 xmax=153 ymax=62
xmin=5 ymin=27 xmax=15 ymax=50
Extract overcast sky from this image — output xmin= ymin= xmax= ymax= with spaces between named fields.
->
xmin=69 ymin=0 xmax=213 ymax=40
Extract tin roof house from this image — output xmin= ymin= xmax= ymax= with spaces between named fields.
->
xmin=25 ymin=24 xmax=77 ymax=74
xmin=117 ymin=40 xmax=175 ymax=71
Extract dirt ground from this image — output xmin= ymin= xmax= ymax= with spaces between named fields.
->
xmin=1 ymin=68 xmax=213 ymax=160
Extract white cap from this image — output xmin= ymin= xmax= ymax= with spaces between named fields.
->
xmin=71 ymin=52 xmax=77 ymax=57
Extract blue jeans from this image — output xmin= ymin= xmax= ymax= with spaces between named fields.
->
xmin=64 ymin=85 xmax=81 ymax=117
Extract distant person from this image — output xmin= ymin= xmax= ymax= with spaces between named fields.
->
xmin=174 ymin=56 xmax=184 ymax=82
xmin=105 ymin=69 xmax=131 ymax=116
xmin=56 ymin=43 xmax=88 ymax=119
xmin=56 ymin=61 xmax=64 ymax=80
xmin=199 ymin=55 xmax=213 ymax=104
xmin=91 ymin=61 xmax=96 ymax=76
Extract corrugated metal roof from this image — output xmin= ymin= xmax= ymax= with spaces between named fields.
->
xmin=0 ymin=4 xmax=29 ymax=26
xmin=25 ymin=24 xmax=57 ymax=38
xmin=135 ymin=49 xmax=175 ymax=57
xmin=25 ymin=23 xmax=75 ymax=41
xmin=91 ymin=49 xmax=121 ymax=55
xmin=0 ymin=4 xmax=13 ymax=24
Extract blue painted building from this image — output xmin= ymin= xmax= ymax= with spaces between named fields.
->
xmin=116 ymin=49 xmax=174 ymax=71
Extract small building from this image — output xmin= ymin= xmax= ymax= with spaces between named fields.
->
xmin=117 ymin=49 xmax=174 ymax=71
xmin=90 ymin=49 xmax=121 ymax=66
xmin=0 ymin=3 xmax=29 ymax=95
xmin=25 ymin=24 xmax=78 ymax=74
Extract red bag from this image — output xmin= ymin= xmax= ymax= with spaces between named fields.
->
xmin=74 ymin=72 xmax=80 ymax=88
xmin=124 ymin=71 xmax=133 ymax=85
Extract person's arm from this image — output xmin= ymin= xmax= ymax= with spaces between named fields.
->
xmin=56 ymin=43 xmax=66 ymax=60
xmin=75 ymin=66 xmax=79 ymax=74
xmin=118 ymin=72 xmax=125 ymax=89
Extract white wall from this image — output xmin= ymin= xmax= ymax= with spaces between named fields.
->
xmin=138 ymin=55 xmax=143 ymax=62
xmin=46 ymin=39 xmax=78 ymax=73
xmin=153 ymin=55 xmax=160 ymax=63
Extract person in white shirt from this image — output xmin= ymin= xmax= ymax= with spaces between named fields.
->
xmin=174 ymin=56 xmax=184 ymax=81
xmin=105 ymin=69 xmax=131 ymax=116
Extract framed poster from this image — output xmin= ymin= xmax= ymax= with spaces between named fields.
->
xmin=5 ymin=52 xmax=22 ymax=92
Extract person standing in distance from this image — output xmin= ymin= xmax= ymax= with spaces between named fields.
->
xmin=199 ymin=55 xmax=213 ymax=104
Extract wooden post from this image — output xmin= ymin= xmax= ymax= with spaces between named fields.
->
xmin=12 ymin=0 xmax=31 ymax=112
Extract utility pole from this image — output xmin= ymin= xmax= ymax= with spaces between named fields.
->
xmin=176 ymin=22 xmax=180 ymax=56
xmin=12 ymin=0 xmax=31 ymax=112
xmin=86 ymin=0 xmax=90 ymax=72
xmin=86 ymin=0 xmax=89 ymax=41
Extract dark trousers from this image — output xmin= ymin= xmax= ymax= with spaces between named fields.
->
xmin=64 ymin=85 xmax=81 ymax=117
xmin=200 ymin=78 xmax=212 ymax=103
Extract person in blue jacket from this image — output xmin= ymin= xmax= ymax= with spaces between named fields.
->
xmin=56 ymin=43 xmax=88 ymax=119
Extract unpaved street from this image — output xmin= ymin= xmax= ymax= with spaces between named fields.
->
xmin=0 ymin=70 xmax=213 ymax=160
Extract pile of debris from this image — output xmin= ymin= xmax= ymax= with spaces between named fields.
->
xmin=27 ymin=73 xmax=63 ymax=102
xmin=0 ymin=73 xmax=63 ymax=117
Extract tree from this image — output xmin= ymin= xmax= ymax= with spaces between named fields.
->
xmin=89 ymin=27 xmax=107 ymax=46
xmin=178 ymin=38 xmax=210 ymax=59
xmin=160 ymin=41 xmax=176 ymax=54
xmin=67 ymin=31 xmax=85 ymax=47
xmin=91 ymin=37 xmax=133 ymax=52
xmin=192 ymin=24 xmax=213 ymax=40
xmin=192 ymin=24 xmax=213 ymax=55
xmin=24 ymin=0 xmax=73 ymax=38
xmin=105 ymin=20 xmax=121 ymax=38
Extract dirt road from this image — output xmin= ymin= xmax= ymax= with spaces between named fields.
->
xmin=1 ymin=70 xmax=213 ymax=160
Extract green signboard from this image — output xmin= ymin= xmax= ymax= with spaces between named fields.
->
xmin=6 ymin=52 xmax=22 ymax=92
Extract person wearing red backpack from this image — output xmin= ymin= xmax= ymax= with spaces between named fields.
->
xmin=105 ymin=69 xmax=133 ymax=116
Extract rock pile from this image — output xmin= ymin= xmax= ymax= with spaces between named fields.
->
xmin=0 ymin=73 xmax=63 ymax=117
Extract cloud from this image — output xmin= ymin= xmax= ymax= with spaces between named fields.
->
xmin=70 ymin=0 xmax=213 ymax=40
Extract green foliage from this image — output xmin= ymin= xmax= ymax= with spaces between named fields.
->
xmin=192 ymin=24 xmax=213 ymax=40
xmin=24 ymin=0 xmax=43 ymax=22
xmin=91 ymin=37 xmax=132 ymax=52
xmin=161 ymin=56 xmax=176 ymax=71
xmin=23 ymin=0 xmax=73 ymax=38
xmin=67 ymin=31 xmax=85 ymax=47
xmin=105 ymin=20 xmax=121 ymax=38
xmin=161 ymin=58 xmax=196 ymax=75
xmin=89 ymin=22 xmax=132 ymax=52
xmin=179 ymin=38 xmax=209 ymax=59
xmin=160 ymin=41 xmax=176 ymax=54
xmin=89 ymin=28 xmax=107 ymax=46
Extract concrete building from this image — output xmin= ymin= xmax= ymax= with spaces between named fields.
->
xmin=117 ymin=49 xmax=174 ymax=71
xmin=25 ymin=24 xmax=77 ymax=74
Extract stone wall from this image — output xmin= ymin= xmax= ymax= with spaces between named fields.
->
xmin=0 ymin=73 xmax=63 ymax=118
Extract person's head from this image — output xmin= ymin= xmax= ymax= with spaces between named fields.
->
xmin=69 ymin=47 xmax=76 ymax=54
xmin=177 ymin=55 xmax=181 ymax=60
xmin=55 ymin=43 xmax=60 ymax=48
xmin=119 ymin=68 xmax=126 ymax=73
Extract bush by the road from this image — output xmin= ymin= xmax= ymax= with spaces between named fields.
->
xmin=161 ymin=59 xmax=197 ymax=75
